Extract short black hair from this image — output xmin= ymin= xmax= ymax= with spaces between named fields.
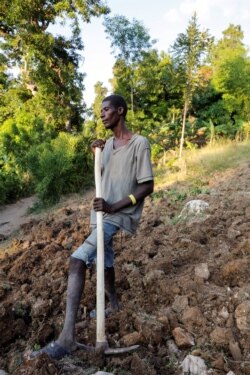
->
xmin=102 ymin=94 xmax=128 ymax=118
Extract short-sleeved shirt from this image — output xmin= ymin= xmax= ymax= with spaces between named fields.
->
xmin=90 ymin=134 xmax=153 ymax=234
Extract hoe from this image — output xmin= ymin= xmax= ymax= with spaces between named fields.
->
xmin=94 ymin=147 xmax=139 ymax=355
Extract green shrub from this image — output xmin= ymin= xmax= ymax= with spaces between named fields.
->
xmin=26 ymin=133 xmax=93 ymax=205
xmin=0 ymin=168 xmax=32 ymax=204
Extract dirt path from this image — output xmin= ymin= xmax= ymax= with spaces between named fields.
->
xmin=0 ymin=197 xmax=37 ymax=239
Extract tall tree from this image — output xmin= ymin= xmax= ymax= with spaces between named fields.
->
xmin=0 ymin=0 xmax=110 ymax=130
xmin=211 ymin=25 xmax=250 ymax=127
xmin=83 ymin=81 xmax=109 ymax=139
xmin=103 ymin=15 xmax=155 ymax=113
xmin=170 ymin=12 xmax=213 ymax=157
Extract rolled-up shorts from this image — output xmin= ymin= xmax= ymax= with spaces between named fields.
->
xmin=71 ymin=222 xmax=120 ymax=268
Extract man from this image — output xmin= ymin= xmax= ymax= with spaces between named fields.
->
xmin=32 ymin=94 xmax=154 ymax=359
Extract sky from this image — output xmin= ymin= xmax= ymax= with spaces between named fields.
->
xmin=76 ymin=0 xmax=250 ymax=107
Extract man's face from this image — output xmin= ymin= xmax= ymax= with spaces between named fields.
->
xmin=101 ymin=100 xmax=122 ymax=129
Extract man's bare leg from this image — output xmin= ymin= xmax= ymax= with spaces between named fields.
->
xmin=105 ymin=266 xmax=119 ymax=312
xmin=56 ymin=257 xmax=86 ymax=351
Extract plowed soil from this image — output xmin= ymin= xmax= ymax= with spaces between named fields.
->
xmin=0 ymin=163 xmax=250 ymax=375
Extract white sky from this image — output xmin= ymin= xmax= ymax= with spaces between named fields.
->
xmin=76 ymin=0 xmax=250 ymax=107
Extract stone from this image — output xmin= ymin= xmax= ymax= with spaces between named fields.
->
xmin=134 ymin=312 xmax=164 ymax=345
xmin=235 ymin=301 xmax=250 ymax=333
xmin=182 ymin=306 xmax=206 ymax=333
xmin=218 ymin=306 xmax=229 ymax=320
xmin=210 ymin=327 xmax=231 ymax=348
xmin=179 ymin=200 xmax=209 ymax=221
xmin=195 ymin=263 xmax=210 ymax=280
xmin=229 ymin=341 xmax=242 ymax=361
xmin=172 ymin=295 xmax=189 ymax=313
xmin=121 ymin=331 xmax=142 ymax=346
xmin=172 ymin=327 xmax=195 ymax=348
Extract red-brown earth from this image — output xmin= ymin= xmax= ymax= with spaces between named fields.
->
xmin=0 ymin=163 xmax=250 ymax=375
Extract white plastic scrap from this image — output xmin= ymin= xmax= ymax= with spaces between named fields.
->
xmin=181 ymin=355 xmax=208 ymax=375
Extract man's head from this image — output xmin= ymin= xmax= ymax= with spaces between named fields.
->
xmin=102 ymin=94 xmax=128 ymax=118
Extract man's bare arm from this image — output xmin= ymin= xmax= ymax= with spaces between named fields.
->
xmin=93 ymin=180 xmax=154 ymax=214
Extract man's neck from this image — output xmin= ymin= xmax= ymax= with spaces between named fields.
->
xmin=112 ymin=123 xmax=133 ymax=140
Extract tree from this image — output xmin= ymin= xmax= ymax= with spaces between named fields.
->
xmin=211 ymin=25 xmax=250 ymax=130
xmin=0 ymin=0 xmax=110 ymax=130
xmin=0 ymin=0 xmax=110 ymax=203
xmin=170 ymin=12 xmax=213 ymax=158
xmin=83 ymin=81 xmax=109 ymax=139
xmin=103 ymin=15 xmax=156 ymax=113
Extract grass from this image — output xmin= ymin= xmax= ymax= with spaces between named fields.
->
xmin=154 ymin=140 xmax=250 ymax=194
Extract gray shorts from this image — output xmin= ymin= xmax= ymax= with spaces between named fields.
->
xmin=72 ymin=222 xmax=120 ymax=268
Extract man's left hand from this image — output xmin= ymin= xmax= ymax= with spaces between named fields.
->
xmin=93 ymin=198 xmax=114 ymax=214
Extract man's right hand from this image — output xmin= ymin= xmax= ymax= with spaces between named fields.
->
xmin=91 ymin=139 xmax=106 ymax=154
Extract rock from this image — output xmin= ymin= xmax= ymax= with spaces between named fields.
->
xmin=172 ymin=327 xmax=195 ymax=348
xmin=210 ymin=327 xmax=232 ymax=348
xmin=172 ymin=295 xmax=189 ymax=313
xmin=179 ymin=200 xmax=209 ymax=221
xmin=94 ymin=372 xmax=114 ymax=375
xmin=211 ymin=354 xmax=225 ymax=370
xmin=229 ymin=341 xmax=242 ymax=361
xmin=181 ymin=355 xmax=207 ymax=375
xmin=134 ymin=312 xmax=164 ymax=345
xmin=218 ymin=306 xmax=229 ymax=320
xmin=181 ymin=307 xmax=206 ymax=333
xmin=121 ymin=331 xmax=142 ymax=346
xmin=235 ymin=301 xmax=250 ymax=333
xmin=195 ymin=263 xmax=210 ymax=280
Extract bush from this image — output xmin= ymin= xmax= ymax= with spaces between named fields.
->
xmin=0 ymin=169 xmax=33 ymax=204
xmin=26 ymin=133 xmax=93 ymax=205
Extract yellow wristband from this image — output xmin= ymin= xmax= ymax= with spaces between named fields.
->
xmin=128 ymin=194 xmax=137 ymax=205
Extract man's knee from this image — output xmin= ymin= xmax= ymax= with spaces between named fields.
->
xmin=69 ymin=256 xmax=87 ymax=273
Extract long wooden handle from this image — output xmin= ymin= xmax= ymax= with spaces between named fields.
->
xmin=94 ymin=147 xmax=107 ymax=348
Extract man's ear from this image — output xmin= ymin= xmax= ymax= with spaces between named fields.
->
xmin=117 ymin=106 xmax=124 ymax=116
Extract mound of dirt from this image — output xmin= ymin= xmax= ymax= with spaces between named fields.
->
xmin=0 ymin=164 xmax=250 ymax=375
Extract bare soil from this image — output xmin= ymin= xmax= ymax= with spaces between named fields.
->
xmin=0 ymin=163 xmax=250 ymax=375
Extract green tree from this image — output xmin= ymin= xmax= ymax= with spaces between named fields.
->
xmin=211 ymin=24 xmax=250 ymax=133
xmin=83 ymin=81 xmax=109 ymax=139
xmin=103 ymin=15 xmax=156 ymax=113
xmin=170 ymin=12 xmax=213 ymax=157
xmin=0 ymin=0 xmax=110 ymax=130
xmin=0 ymin=0 xmax=110 ymax=203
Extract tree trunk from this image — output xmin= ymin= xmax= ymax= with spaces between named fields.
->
xmin=179 ymin=99 xmax=188 ymax=159
xmin=130 ymin=85 xmax=134 ymax=116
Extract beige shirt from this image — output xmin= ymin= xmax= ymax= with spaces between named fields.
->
xmin=91 ymin=134 xmax=153 ymax=234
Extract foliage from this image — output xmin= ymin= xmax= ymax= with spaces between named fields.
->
xmin=103 ymin=15 xmax=156 ymax=64
xmin=170 ymin=12 xmax=214 ymax=158
xmin=26 ymin=132 xmax=93 ymax=205
xmin=1 ymin=6 xmax=250 ymax=206
xmin=210 ymin=24 xmax=250 ymax=127
xmin=0 ymin=0 xmax=110 ymax=132
xmin=103 ymin=14 xmax=156 ymax=113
